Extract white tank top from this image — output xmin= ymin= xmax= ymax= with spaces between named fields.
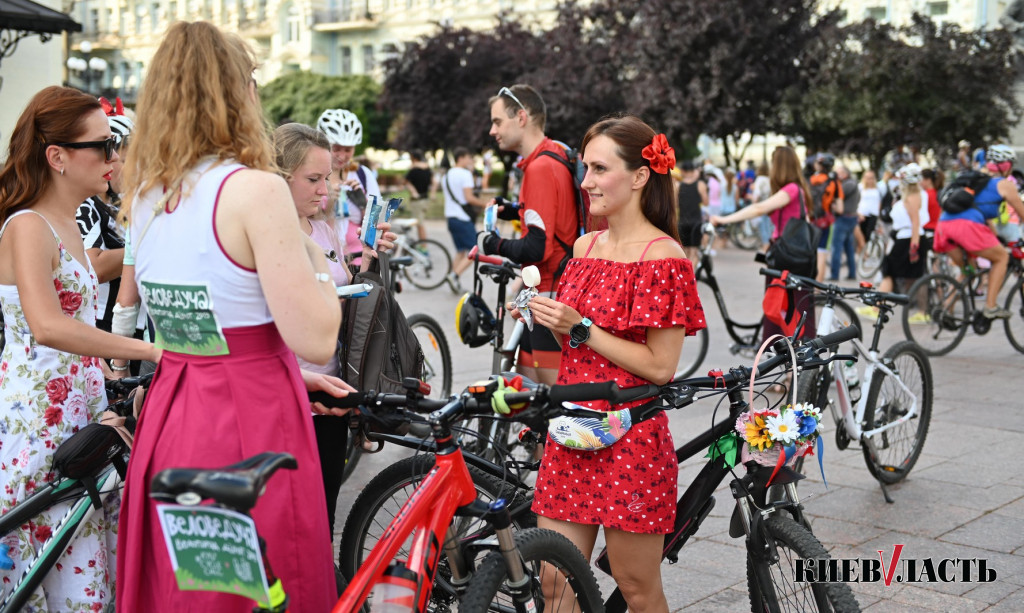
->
xmin=131 ymin=159 xmax=272 ymax=355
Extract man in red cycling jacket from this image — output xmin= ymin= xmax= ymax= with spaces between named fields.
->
xmin=482 ymin=84 xmax=578 ymax=385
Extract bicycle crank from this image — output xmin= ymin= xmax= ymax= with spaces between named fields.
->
xmin=971 ymin=313 xmax=993 ymax=335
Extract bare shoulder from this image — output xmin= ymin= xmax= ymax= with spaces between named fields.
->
xmin=644 ymin=236 xmax=686 ymax=261
xmin=572 ymin=230 xmax=601 ymax=257
xmin=219 ymin=168 xmax=290 ymax=204
xmin=5 ymin=211 xmax=57 ymax=247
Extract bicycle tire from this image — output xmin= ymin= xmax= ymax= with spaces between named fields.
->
xmin=856 ymin=235 xmax=885 ymax=280
xmin=340 ymin=435 xmax=363 ymax=486
xmin=746 ymin=515 xmax=860 ymax=613
xmin=403 ymin=238 xmax=453 ymax=290
xmin=675 ymin=326 xmax=709 ymax=379
xmin=459 ymin=527 xmax=606 ymax=613
xmin=861 ymin=340 xmax=932 ymax=485
xmin=730 ymin=220 xmax=762 ymax=250
xmin=900 ymin=273 xmax=968 ymax=356
xmin=1003 ymin=279 xmax=1024 ymax=354
xmin=337 ymin=455 xmax=535 ymax=604
xmin=407 ymin=313 xmax=453 ymax=399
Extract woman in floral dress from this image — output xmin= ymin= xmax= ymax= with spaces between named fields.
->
xmin=0 ymin=87 xmax=159 ymax=610
xmin=522 ymin=115 xmax=706 ymax=612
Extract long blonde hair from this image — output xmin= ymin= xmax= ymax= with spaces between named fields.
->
xmin=121 ymin=21 xmax=273 ymax=219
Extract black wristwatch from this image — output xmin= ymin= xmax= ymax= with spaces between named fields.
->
xmin=568 ymin=318 xmax=593 ymax=349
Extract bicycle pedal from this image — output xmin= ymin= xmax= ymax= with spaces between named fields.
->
xmin=835 ymin=425 xmax=851 ymax=451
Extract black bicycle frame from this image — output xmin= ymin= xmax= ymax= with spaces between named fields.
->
xmin=695 ymin=255 xmax=762 ymax=351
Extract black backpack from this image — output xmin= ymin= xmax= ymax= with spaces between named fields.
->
xmin=339 ymin=252 xmax=425 ymax=395
xmin=939 ymin=170 xmax=992 ymax=215
xmin=537 ymin=141 xmax=589 ymax=286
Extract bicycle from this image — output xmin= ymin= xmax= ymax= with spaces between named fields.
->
xmin=727 ymin=204 xmax=765 ymax=251
xmin=340 ymin=328 xmax=864 ymax=612
xmin=389 ymin=217 xmax=454 ymax=290
xmin=900 ymin=239 xmax=1024 ymax=356
xmin=0 ymin=374 xmax=150 ymax=613
xmin=766 ymin=268 xmax=934 ymax=503
xmin=150 ymin=378 xmax=605 ymax=613
xmin=679 ymin=222 xmax=861 ymax=378
xmin=856 ymin=219 xmax=890 ymax=280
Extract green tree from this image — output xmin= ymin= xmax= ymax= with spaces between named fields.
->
xmin=259 ymin=72 xmax=390 ymax=150
xmin=790 ymin=15 xmax=1021 ymax=171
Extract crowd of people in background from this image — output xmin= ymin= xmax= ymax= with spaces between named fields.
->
xmin=5 ymin=16 xmax=1024 ymax=613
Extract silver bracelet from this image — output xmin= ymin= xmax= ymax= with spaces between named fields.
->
xmin=110 ymin=363 xmax=130 ymax=372
xmin=315 ymin=272 xmax=331 ymax=283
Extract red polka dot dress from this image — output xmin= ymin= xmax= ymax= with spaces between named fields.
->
xmin=532 ymin=234 xmax=707 ymax=534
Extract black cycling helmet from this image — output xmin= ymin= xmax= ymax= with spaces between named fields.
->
xmin=455 ymin=293 xmax=495 ymax=348
xmin=816 ymin=153 xmax=835 ymax=171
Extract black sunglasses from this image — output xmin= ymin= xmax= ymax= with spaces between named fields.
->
xmin=49 ymin=137 xmax=116 ymax=162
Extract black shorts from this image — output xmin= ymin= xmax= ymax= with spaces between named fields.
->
xmin=518 ymin=321 xmax=561 ymax=370
xmin=882 ymin=237 xmax=926 ymax=280
xmin=860 ymin=215 xmax=878 ymax=239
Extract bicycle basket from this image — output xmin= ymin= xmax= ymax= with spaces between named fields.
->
xmin=52 ymin=423 xmax=126 ymax=479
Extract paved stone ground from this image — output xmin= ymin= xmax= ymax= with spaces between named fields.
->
xmin=335 ymin=220 xmax=1023 ymax=611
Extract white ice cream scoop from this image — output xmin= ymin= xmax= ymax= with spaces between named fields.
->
xmin=521 ymin=265 xmax=541 ymax=288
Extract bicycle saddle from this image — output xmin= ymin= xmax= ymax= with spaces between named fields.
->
xmin=388 ymin=256 xmax=414 ymax=270
xmin=149 ymin=451 xmax=297 ymax=513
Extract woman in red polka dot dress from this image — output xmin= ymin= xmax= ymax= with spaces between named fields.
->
xmin=519 ymin=115 xmax=706 ymax=612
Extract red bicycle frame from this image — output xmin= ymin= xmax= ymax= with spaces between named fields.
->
xmin=333 ymin=437 xmax=477 ymax=611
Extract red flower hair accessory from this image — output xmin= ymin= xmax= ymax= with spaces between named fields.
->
xmin=642 ymin=133 xmax=676 ymax=175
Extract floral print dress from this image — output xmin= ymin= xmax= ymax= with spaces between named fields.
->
xmin=0 ymin=210 xmax=115 ymax=612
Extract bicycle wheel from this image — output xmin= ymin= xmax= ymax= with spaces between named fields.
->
xmin=675 ymin=326 xmax=709 ymax=378
xmin=340 ymin=433 xmax=363 ymax=486
xmin=407 ymin=313 xmax=452 ymax=399
xmin=861 ymin=340 xmax=932 ymax=484
xmin=337 ymin=455 xmax=535 ymax=595
xmin=856 ymin=235 xmax=884 ymax=280
xmin=900 ymin=273 xmax=968 ymax=356
xmin=747 ymin=516 xmax=860 ymax=613
xmin=730 ymin=220 xmax=762 ymax=250
xmin=403 ymin=238 xmax=453 ymax=290
xmin=1003 ymin=279 xmax=1024 ymax=354
xmin=460 ymin=527 xmax=606 ymax=613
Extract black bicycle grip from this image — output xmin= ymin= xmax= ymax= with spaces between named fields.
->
xmin=548 ymin=381 xmax=619 ymax=405
xmin=308 ymin=391 xmax=368 ymax=409
xmin=809 ymin=324 xmax=860 ymax=350
xmin=759 ymin=267 xmax=784 ymax=279
xmin=548 ymin=381 xmax=660 ymax=405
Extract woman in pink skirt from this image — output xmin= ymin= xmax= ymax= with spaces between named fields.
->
xmin=116 ymin=22 xmax=345 ymax=612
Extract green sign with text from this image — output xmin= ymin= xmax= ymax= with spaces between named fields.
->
xmin=156 ymin=504 xmax=270 ymax=605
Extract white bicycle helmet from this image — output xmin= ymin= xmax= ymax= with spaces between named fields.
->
xmin=896 ymin=163 xmax=922 ymax=184
xmin=987 ymin=143 xmax=1016 ymax=163
xmin=317 ymin=109 xmax=363 ymax=147
xmin=958 ymin=139 xmax=970 ymax=149
xmin=108 ymin=115 xmax=134 ymax=147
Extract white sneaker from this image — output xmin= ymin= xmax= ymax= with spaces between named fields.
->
xmin=446 ymin=272 xmax=463 ymax=294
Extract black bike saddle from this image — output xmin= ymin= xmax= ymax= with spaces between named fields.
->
xmin=149 ymin=451 xmax=297 ymax=513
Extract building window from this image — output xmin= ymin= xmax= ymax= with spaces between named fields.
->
xmin=340 ymin=46 xmax=352 ymax=74
xmin=927 ymin=1 xmax=948 ymax=16
xmin=362 ymin=44 xmax=374 ymax=73
xmin=168 ymin=1 xmax=177 ymax=20
xmin=135 ymin=6 xmax=144 ymax=34
xmin=865 ymin=6 xmax=886 ymax=21
xmin=89 ymin=8 xmax=99 ymax=32
xmin=150 ymin=3 xmax=159 ymax=30
xmin=286 ymin=5 xmax=301 ymax=41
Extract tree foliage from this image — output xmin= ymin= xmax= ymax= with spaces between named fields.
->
xmin=259 ymin=72 xmax=390 ymax=150
xmin=789 ymin=14 xmax=1021 ymax=170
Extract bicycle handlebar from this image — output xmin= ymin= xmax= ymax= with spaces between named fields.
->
xmin=307 ymin=324 xmax=860 ymax=425
xmin=468 ymin=245 xmax=505 ymax=266
xmin=759 ymin=267 xmax=909 ymax=306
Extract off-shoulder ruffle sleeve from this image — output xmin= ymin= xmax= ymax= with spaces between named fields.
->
xmin=559 ymin=257 xmax=707 ymax=336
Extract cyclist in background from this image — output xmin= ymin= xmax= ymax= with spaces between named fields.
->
xmin=482 ymin=84 xmax=578 ymax=385
xmin=0 ymin=86 xmax=159 ymax=611
xmin=934 ymin=144 xmax=1024 ymax=319
xmin=318 ymin=108 xmax=382 ymax=269
xmin=116 ymin=22 xmax=341 ymax=612
xmin=403 ymin=149 xmax=434 ymax=241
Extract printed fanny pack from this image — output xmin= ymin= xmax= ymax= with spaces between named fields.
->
xmin=548 ymin=400 xmax=663 ymax=451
